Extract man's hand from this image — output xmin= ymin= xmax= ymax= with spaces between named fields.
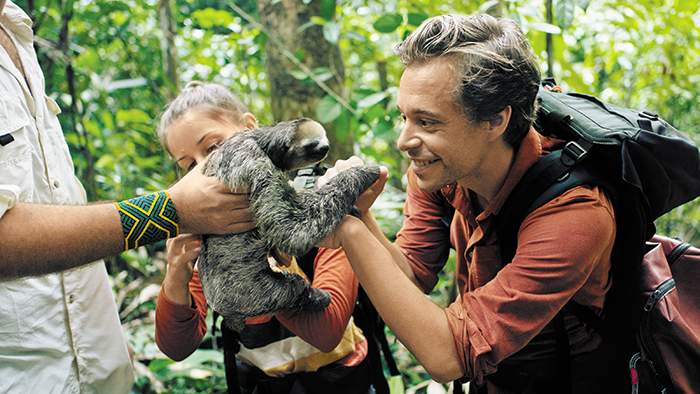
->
xmin=167 ymin=162 xmax=255 ymax=235
xmin=319 ymin=156 xmax=389 ymax=214
xmin=315 ymin=215 xmax=363 ymax=250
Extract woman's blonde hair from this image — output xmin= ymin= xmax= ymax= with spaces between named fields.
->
xmin=156 ymin=81 xmax=250 ymax=156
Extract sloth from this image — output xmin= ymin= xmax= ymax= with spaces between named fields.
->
xmin=199 ymin=118 xmax=381 ymax=332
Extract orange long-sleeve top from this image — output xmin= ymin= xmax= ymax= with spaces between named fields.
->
xmin=395 ymin=128 xmax=616 ymax=387
xmin=155 ymin=247 xmax=367 ymax=368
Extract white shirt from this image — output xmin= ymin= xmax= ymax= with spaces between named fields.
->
xmin=0 ymin=2 xmax=134 ymax=393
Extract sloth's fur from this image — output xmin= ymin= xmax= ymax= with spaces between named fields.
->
xmin=199 ymin=118 xmax=381 ymax=332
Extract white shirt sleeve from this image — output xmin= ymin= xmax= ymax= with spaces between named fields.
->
xmin=0 ymin=184 xmax=20 ymax=218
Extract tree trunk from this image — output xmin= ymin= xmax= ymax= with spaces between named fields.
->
xmin=158 ymin=0 xmax=179 ymax=99
xmin=545 ymin=0 xmax=554 ymax=78
xmin=256 ymin=0 xmax=352 ymax=163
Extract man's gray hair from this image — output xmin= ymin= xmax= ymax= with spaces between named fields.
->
xmin=395 ymin=14 xmax=541 ymax=147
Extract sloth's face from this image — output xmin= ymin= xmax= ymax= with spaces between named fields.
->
xmin=167 ymin=110 xmax=258 ymax=173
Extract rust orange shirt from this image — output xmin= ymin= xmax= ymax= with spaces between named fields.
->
xmin=155 ymin=247 xmax=368 ymax=375
xmin=395 ymin=128 xmax=616 ymax=385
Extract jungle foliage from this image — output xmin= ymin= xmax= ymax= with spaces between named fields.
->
xmin=15 ymin=0 xmax=700 ymax=392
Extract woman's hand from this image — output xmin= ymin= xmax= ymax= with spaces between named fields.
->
xmin=162 ymin=233 xmax=202 ymax=307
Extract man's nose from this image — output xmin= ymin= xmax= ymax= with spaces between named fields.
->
xmin=397 ymin=123 xmax=419 ymax=152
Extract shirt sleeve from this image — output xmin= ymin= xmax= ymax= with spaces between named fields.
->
xmin=276 ymin=247 xmax=359 ymax=353
xmin=155 ymin=270 xmax=208 ymax=361
xmin=445 ymin=186 xmax=616 ymax=383
xmin=0 ymin=185 xmax=20 ymax=218
xmin=395 ymin=170 xmax=453 ymax=293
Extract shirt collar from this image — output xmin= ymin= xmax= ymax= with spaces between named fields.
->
xmin=1 ymin=1 xmax=34 ymax=42
xmin=442 ymin=127 xmax=564 ymax=221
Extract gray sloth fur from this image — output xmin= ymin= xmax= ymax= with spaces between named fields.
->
xmin=200 ymin=118 xmax=381 ymax=332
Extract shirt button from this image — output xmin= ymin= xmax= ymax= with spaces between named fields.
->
xmin=467 ymin=250 xmax=474 ymax=260
xmin=53 ymin=180 xmax=60 ymax=188
xmin=68 ymin=294 xmax=75 ymax=303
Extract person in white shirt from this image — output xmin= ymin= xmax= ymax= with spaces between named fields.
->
xmin=0 ymin=1 xmax=254 ymax=392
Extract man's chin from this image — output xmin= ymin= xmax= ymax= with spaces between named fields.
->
xmin=415 ymin=178 xmax=445 ymax=194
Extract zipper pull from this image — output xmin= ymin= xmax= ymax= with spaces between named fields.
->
xmin=644 ymin=278 xmax=675 ymax=312
xmin=629 ymin=353 xmax=641 ymax=394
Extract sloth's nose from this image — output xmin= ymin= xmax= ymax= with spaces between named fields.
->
xmin=305 ymin=141 xmax=330 ymax=162
xmin=307 ymin=140 xmax=329 ymax=156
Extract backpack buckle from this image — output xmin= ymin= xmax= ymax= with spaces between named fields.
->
xmin=561 ymin=141 xmax=588 ymax=167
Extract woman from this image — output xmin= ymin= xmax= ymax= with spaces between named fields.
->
xmin=154 ymin=81 xmax=373 ymax=394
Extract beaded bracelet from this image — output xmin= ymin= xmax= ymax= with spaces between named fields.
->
xmin=114 ymin=191 xmax=179 ymax=250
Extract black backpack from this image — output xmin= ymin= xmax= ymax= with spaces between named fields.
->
xmin=491 ymin=79 xmax=700 ymax=393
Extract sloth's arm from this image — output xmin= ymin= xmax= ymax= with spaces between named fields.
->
xmin=257 ymin=165 xmax=381 ymax=257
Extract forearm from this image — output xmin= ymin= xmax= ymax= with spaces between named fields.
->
xmin=155 ymin=285 xmax=207 ymax=361
xmin=163 ymin=275 xmax=194 ymax=307
xmin=338 ymin=217 xmax=463 ymax=383
xmin=0 ymin=202 xmax=124 ymax=279
xmin=362 ymin=211 xmax=421 ymax=286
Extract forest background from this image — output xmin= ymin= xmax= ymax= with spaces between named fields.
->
xmin=15 ymin=0 xmax=700 ymax=392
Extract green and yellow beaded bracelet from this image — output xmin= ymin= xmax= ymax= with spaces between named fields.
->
xmin=115 ymin=191 xmax=179 ymax=250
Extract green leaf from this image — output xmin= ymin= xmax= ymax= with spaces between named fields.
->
xmin=289 ymin=69 xmax=309 ymax=80
xmin=478 ymin=0 xmax=500 ymax=13
xmin=82 ymin=119 xmax=101 ymax=139
xmin=181 ymin=349 xmax=224 ymax=364
xmin=526 ymin=22 xmax=562 ymax=35
xmin=316 ymin=96 xmax=342 ymax=123
xmin=388 ymin=374 xmax=405 ymax=394
xmin=555 ymin=0 xmax=577 ymax=31
xmin=356 ymin=91 xmax=389 ymax=110
xmin=253 ymin=31 xmax=268 ymax=46
xmin=407 ymin=13 xmax=428 ymax=27
xmin=320 ymin=0 xmax=335 ymax=21
xmin=191 ymin=8 xmax=234 ymax=29
xmin=574 ymin=0 xmax=591 ymax=11
xmin=148 ymin=358 xmax=176 ymax=374
xmin=97 ymin=110 xmax=114 ymax=131
xmin=323 ymin=22 xmax=340 ymax=44
xmin=344 ymin=31 xmax=366 ymax=42
xmin=115 ymin=109 xmax=150 ymax=124
xmin=297 ymin=20 xmax=318 ymax=33
xmin=311 ymin=67 xmax=335 ymax=82
xmin=372 ymin=119 xmax=397 ymax=141
xmin=362 ymin=103 xmax=386 ymax=124
xmin=374 ymin=13 xmax=403 ymax=33
xmin=333 ymin=109 xmax=351 ymax=142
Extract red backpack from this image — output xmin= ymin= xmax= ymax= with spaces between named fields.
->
xmin=631 ymin=235 xmax=700 ymax=393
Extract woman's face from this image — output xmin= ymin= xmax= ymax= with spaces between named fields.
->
xmin=166 ymin=110 xmax=258 ymax=173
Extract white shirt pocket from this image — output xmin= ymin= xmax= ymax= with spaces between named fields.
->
xmin=0 ymin=93 xmax=38 ymax=206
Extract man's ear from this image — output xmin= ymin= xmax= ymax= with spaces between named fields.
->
xmin=487 ymin=106 xmax=512 ymax=141
xmin=243 ymin=113 xmax=259 ymax=129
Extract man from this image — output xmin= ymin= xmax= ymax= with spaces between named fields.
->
xmin=320 ymin=14 xmax=620 ymax=393
xmin=0 ymin=1 xmax=253 ymax=392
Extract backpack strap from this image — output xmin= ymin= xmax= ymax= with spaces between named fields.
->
xmin=211 ymin=311 xmax=242 ymax=394
xmin=498 ymin=143 xmax=604 ymax=265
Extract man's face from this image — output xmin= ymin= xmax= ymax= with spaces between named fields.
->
xmin=396 ymin=57 xmax=494 ymax=194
